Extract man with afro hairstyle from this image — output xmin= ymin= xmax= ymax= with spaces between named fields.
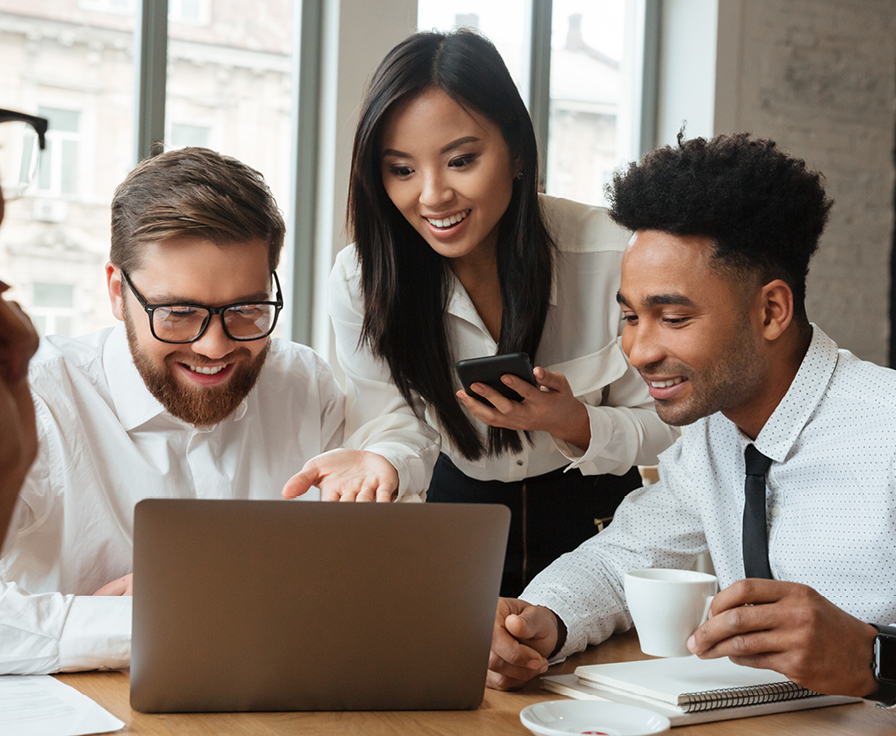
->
xmin=486 ymin=133 xmax=896 ymax=710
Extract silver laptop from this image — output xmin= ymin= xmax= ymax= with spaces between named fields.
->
xmin=130 ymin=499 xmax=509 ymax=713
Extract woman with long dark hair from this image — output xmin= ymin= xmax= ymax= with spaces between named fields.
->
xmin=288 ymin=30 xmax=678 ymax=596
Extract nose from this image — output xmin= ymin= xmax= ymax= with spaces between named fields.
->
xmin=621 ymin=320 xmax=664 ymax=372
xmin=190 ymin=314 xmax=236 ymax=361
xmin=419 ymin=169 xmax=453 ymax=210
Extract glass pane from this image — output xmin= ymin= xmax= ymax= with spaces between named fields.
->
xmin=31 ymin=314 xmax=47 ymax=337
xmin=61 ymin=139 xmax=80 ymax=195
xmin=38 ymin=139 xmax=54 ymax=191
xmin=166 ymin=0 xmax=292 ymax=335
xmin=1 ymin=3 xmax=135 ymax=339
xmin=416 ymin=0 xmax=530 ymax=92
xmin=170 ymin=123 xmax=211 ymax=149
xmin=55 ymin=315 xmax=74 ymax=337
xmin=34 ymin=282 xmax=75 ymax=309
xmin=39 ymin=106 xmax=80 ymax=134
xmin=546 ymin=0 xmax=637 ymax=206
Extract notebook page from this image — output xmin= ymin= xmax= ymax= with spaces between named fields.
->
xmin=575 ymin=655 xmax=795 ymax=706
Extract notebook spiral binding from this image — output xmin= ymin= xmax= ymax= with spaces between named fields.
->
xmin=682 ymin=681 xmax=821 ymax=712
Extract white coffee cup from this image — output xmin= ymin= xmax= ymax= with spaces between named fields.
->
xmin=623 ymin=568 xmax=718 ymax=658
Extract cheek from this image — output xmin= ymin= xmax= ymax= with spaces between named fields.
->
xmin=620 ymin=325 xmax=634 ymax=356
xmin=475 ymin=173 xmax=514 ymax=225
xmin=244 ymin=339 xmax=268 ymax=362
xmin=381 ymin=177 xmax=411 ymax=215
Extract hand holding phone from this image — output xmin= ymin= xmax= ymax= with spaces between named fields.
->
xmin=455 ymin=353 xmax=536 ymax=407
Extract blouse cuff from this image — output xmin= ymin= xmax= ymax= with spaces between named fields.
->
xmin=552 ymin=404 xmax=614 ymax=474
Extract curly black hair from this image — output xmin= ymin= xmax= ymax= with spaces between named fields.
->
xmin=607 ymin=132 xmax=833 ymax=319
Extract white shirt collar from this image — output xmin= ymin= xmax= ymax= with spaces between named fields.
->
xmin=754 ymin=325 xmax=839 ymax=463
xmin=103 ymin=323 xmax=168 ymax=431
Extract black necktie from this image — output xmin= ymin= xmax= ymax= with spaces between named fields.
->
xmin=743 ymin=444 xmax=774 ymax=579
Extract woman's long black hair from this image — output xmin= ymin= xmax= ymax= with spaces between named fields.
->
xmin=348 ymin=30 xmax=556 ymax=460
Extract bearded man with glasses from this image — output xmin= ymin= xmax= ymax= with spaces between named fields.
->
xmin=0 ymin=146 xmax=403 ymax=676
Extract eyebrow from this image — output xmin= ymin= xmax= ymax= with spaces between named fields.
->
xmin=382 ymin=136 xmax=481 ymax=159
xmin=616 ymin=292 xmax=696 ymax=308
xmin=146 ymin=290 xmax=272 ymax=306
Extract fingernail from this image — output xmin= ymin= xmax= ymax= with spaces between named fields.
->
xmin=528 ymin=659 xmax=544 ymax=669
xmin=502 ymin=375 xmax=512 ymax=384
xmin=687 ymin=634 xmax=696 ymax=652
xmin=538 ymin=663 xmax=549 ymax=674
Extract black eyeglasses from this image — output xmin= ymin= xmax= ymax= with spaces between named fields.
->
xmin=121 ymin=269 xmax=283 ymax=344
xmin=0 ymin=109 xmax=49 ymax=200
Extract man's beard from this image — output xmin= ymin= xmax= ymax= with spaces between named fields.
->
xmin=124 ymin=306 xmax=269 ymax=426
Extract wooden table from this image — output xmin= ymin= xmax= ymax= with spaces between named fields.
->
xmin=56 ymin=630 xmax=895 ymax=735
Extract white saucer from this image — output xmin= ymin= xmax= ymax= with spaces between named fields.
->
xmin=520 ymin=700 xmax=671 ymax=736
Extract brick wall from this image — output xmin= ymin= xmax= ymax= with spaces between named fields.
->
xmin=721 ymin=0 xmax=896 ymax=364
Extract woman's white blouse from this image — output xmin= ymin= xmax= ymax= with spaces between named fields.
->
xmin=328 ymin=195 xmax=680 ymax=498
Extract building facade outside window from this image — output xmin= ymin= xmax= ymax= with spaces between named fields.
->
xmin=37 ymin=107 xmax=81 ymax=198
xmin=416 ymin=0 xmax=643 ymax=206
xmin=0 ymin=0 xmax=292 ymax=340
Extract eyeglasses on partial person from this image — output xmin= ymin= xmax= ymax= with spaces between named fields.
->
xmin=0 ymin=109 xmax=49 ymax=201
xmin=121 ymin=269 xmax=284 ymax=344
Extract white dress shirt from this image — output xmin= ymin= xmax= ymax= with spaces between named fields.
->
xmin=0 ymin=324 xmax=345 ymax=674
xmin=522 ymin=327 xmax=896 ymax=658
xmin=329 ymin=195 xmax=679 ymax=494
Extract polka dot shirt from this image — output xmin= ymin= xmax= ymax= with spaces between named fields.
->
xmin=522 ymin=326 xmax=896 ymax=659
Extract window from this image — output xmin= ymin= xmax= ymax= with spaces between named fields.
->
xmin=37 ymin=107 xmax=81 ymax=197
xmin=31 ymin=282 xmax=76 ymax=338
xmin=169 ymin=123 xmax=211 ymax=149
xmin=417 ymin=0 xmax=646 ymax=206
xmin=416 ymin=2 xmax=530 ymax=90
xmin=78 ymin=0 xmax=132 ymax=14
xmin=546 ymin=0 xmax=637 ymax=205
xmin=169 ymin=0 xmax=208 ymax=25
xmin=79 ymin=0 xmax=208 ymax=23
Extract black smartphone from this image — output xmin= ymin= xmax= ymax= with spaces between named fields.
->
xmin=455 ymin=352 xmax=536 ymax=407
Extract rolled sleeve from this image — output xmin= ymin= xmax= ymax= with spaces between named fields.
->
xmin=58 ymin=596 xmax=131 ymax=672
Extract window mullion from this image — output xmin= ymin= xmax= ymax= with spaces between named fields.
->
xmin=527 ymin=0 xmax=552 ymax=188
xmin=135 ymin=0 xmax=169 ymax=164
xmin=286 ymin=0 xmax=324 ymax=345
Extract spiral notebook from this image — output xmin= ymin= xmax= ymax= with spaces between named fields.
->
xmin=542 ymin=656 xmax=860 ymax=726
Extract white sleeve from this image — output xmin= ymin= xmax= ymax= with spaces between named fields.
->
xmin=0 ymin=585 xmax=131 ymax=675
xmin=521 ymin=445 xmax=705 ymax=658
xmin=328 ymin=249 xmax=441 ymax=500
xmin=0 ymin=396 xmax=132 ymax=675
xmin=554 ymin=341 xmax=680 ymax=476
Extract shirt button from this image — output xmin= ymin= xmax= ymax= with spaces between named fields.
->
xmin=516 ymin=460 xmax=523 ymax=467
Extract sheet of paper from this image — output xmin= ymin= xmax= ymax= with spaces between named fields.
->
xmin=0 ymin=675 xmax=124 ymax=736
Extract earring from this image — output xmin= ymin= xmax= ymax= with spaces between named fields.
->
xmin=516 ymin=171 xmax=524 ymax=180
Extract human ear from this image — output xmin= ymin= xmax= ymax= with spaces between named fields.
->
xmin=758 ymin=279 xmax=794 ymax=341
xmin=106 ymin=262 xmax=125 ymax=322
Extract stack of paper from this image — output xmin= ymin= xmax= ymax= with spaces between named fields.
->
xmin=0 ymin=676 xmax=123 ymax=736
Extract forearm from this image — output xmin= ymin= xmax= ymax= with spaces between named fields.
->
xmin=548 ymin=399 xmax=591 ymax=452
